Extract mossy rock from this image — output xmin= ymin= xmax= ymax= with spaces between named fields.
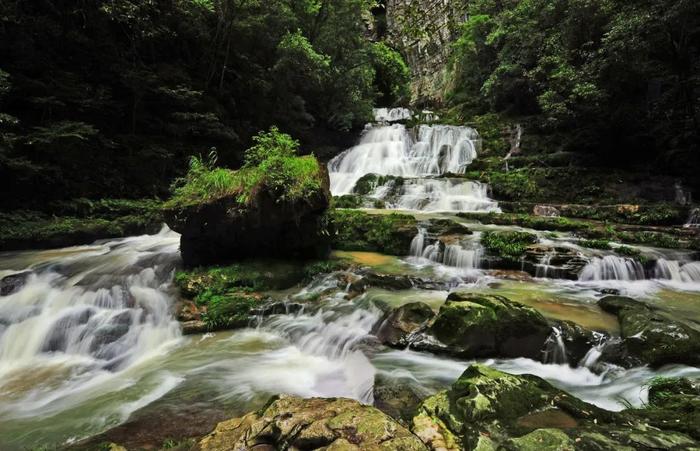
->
xmin=411 ymin=364 xmax=699 ymax=450
xmin=374 ymin=302 xmax=436 ymax=347
xmin=330 ymin=209 xmax=417 ymax=255
xmin=353 ymin=173 xmax=405 ymax=195
xmin=198 ymin=395 xmax=428 ymax=450
xmin=598 ymin=296 xmax=700 ymax=367
xmin=426 ymin=293 xmax=551 ymax=359
xmin=480 ymin=231 xmax=538 ymax=266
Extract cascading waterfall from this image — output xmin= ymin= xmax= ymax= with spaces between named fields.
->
xmin=684 ymin=208 xmax=700 ymax=228
xmin=542 ymin=326 xmax=568 ymax=365
xmin=409 ymin=229 xmax=482 ymax=270
xmin=654 ymin=259 xmax=700 ymax=283
xmin=373 ymin=107 xmax=412 ymax=123
xmin=579 ymin=255 xmax=646 ymax=281
xmin=0 ymin=227 xmax=182 ymax=419
xmin=328 ymin=109 xmax=499 ymax=212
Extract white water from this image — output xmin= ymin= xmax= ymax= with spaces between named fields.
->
xmin=654 ymin=259 xmax=700 ymax=283
xmin=685 ymin=208 xmax=700 ymax=228
xmin=373 ymin=107 xmax=412 ymax=123
xmin=370 ymin=178 xmax=500 ymax=213
xmin=409 ymin=229 xmax=482 ymax=270
xmin=579 ymin=255 xmax=646 ymax=281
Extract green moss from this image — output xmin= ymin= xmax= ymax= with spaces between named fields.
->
xmin=456 ymin=212 xmax=591 ymax=232
xmin=579 ymin=239 xmax=611 ymax=250
xmin=329 ymin=209 xmax=417 ymax=255
xmin=352 ymin=173 xmax=404 ymax=195
xmin=164 ymin=128 xmax=322 ymax=209
xmin=199 ymin=291 xmax=258 ymax=330
xmin=331 ymin=195 xmax=364 ymax=208
xmin=0 ymin=201 xmax=164 ymax=250
xmin=481 ymin=231 xmax=538 ymax=263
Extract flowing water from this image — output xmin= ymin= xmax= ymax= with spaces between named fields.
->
xmin=1 ymin=109 xmax=700 ymax=449
xmin=328 ymin=110 xmax=499 ymax=212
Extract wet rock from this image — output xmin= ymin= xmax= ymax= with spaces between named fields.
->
xmin=374 ymin=302 xmax=436 ymax=347
xmin=164 ymin=167 xmax=331 ymax=267
xmin=0 ymin=271 xmax=32 ymax=296
xmin=42 ymin=307 xmax=95 ymax=352
xmin=523 ymin=244 xmax=587 ymax=280
xmin=533 ymin=205 xmax=560 ymax=217
xmin=349 ymin=272 xmax=451 ymax=293
xmin=628 ymin=377 xmax=700 ymax=440
xmin=598 ymin=296 xmax=700 ymax=366
xmin=197 ymin=395 xmax=428 ymax=450
xmin=410 ymin=364 xmax=699 ymax=450
xmin=251 ymin=300 xmax=305 ymax=316
xmin=425 ymin=292 xmax=551 ymax=359
xmin=373 ymin=374 xmax=429 ymax=423
xmin=426 ymin=218 xmax=471 ymax=236
xmin=176 ymin=299 xmax=203 ymax=322
xmin=182 ymin=320 xmax=208 ymax=335
xmin=553 ymin=320 xmax=603 ymax=365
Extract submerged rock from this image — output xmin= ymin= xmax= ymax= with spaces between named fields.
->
xmin=374 ymin=302 xmax=436 ymax=347
xmin=598 ymin=295 xmax=700 ymax=367
xmin=164 ymin=167 xmax=331 ymax=267
xmin=424 ymin=292 xmax=551 ymax=359
xmin=197 ymin=395 xmax=428 ymax=450
xmin=373 ymin=374 xmax=430 ymax=424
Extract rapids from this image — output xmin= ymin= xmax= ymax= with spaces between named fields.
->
xmin=1 ymin=224 xmax=700 ymax=448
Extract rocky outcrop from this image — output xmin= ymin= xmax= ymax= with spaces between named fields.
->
xmin=385 ymin=0 xmax=468 ymax=105
xmin=523 ymin=244 xmax=588 ymax=280
xmin=411 ymin=364 xmax=698 ymax=450
xmin=598 ymin=295 xmax=700 ymax=367
xmin=374 ymin=302 xmax=435 ymax=347
xmin=422 ymin=292 xmax=551 ymax=359
xmin=197 ymin=395 xmax=428 ymax=450
xmin=164 ymin=167 xmax=331 ymax=267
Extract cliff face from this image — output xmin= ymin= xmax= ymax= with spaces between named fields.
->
xmin=385 ymin=0 xmax=468 ymax=107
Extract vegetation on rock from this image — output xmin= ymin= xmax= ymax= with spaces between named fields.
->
xmin=480 ymin=231 xmax=538 ymax=264
xmin=329 ymin=209 xmax=417 ymax=255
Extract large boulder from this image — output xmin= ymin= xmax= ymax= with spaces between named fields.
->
xmin=374 ymin=302 xmax=436 ymax=347
xmin=411 ymin=364 xmax=698 ymax=450
xmin=598 ymin=296 xmax=700 ymax=367
xmin=425 ymin=293 xmax=551 ymax=359
xmin=0 ymin=271 xmax=32 ymax=296
xmin=197 ymin=395 xmax=427 ymax=450
xmin=165 ymin=167 xmax=331 ymax=267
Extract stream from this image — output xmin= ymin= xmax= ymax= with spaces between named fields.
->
xmin=0 ymin=109 xmax=699 ymax=449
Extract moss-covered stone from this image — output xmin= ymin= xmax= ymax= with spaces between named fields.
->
xmin=329 ymin=209 xmax=417 ymax=255
xmin=411 ymin=364 xmax=699 ymax=450
xmin=480 ymin=231 xmax=538 ymax=265
xmin=352 ymin=173 xmax=405 ymax=195
xmin=598 ymin=296 xmax=700 ymax=367
xmin=198 ymin=395 xmax=428 ymax=450
xmin=426 ymin=293 xmax=551 ymax=359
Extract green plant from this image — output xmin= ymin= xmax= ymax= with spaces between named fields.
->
xmin=579 ymin=239 xmax=611 ymax=250
xmin=481 ymin=231 xmax=538 ymax=263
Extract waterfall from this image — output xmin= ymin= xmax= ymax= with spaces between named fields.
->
xmin=373 ymin=107 xmax=412 ymax=123
xmin=409 ymin=229 xmax=482 ymax=270
xmin=329 ymin=121 xmax=481 ymax=195
xmin=578 ymin=256 xmax=645 ymax=281
xmin=369 ymin=178 xmax=500 ymax=213
xmin=685 ymin=208 xmax=700 ymax=228
xmin=535 ymin=249 xmax=558 ymax=278
xmin=579 ymin=332 xmax=608 ymax=369
xmin=654 ymin=259 xmax=700 ymax=283
xmin=542 ymin=327 xmax=568 ymax=365
xmin=0 ymin=227 xmax=183 ymax=418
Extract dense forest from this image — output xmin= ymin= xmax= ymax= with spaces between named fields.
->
xmin=446 ymin=0 xmax=700 ymax=178
xmin=0 ymin=0 xmax=408 ymax=207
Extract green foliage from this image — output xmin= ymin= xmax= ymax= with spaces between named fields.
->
xmin=166 ymin=128 xmax=322 ymax=208
xmin=369 ymin=42 xmax=410 ymax=106
xmin=481 ymin=231 xmax=538 ymax=263
xmin=353 ymin=173 xmax=404 ymax=196
xmin=199 ymin=292 xmax=257 ymax=330
xmin=448 ymin=0 xmax=700 ymax=178
xmin=456 ymin=212 xmax=591 ymax=232
xmin=579 ymin=239 xmax=611 ymax=250
xmin=329 ymin=209 xmax=417 ymax=255
xmin=332 ymin=195 xmax=364 ymax=208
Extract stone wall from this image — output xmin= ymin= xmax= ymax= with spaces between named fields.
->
xmin=385 ymin=0 xmax=468 ymax=107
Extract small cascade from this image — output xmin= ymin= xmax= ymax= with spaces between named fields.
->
xmin=654 ymin=259 xmax=700 ymax=283
xmin=369 ymin=178 xmax=501 ymax=213
xmin=542 ymin=327 xmax=568 ymax=365
xmin=373 ymin=107 xmax=412 ymax=123
xmin=579 ymin=333 xmax=608 ymax=369
xmin=684 ymin=208 xmax=700 ymax=228
xmin=409 ymin=229 xmax=482 ymax=270
xmin=579 ymin=256 xmax=646 ymax=281
xmin=535 ymin=249 xmax=558 ymax=278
